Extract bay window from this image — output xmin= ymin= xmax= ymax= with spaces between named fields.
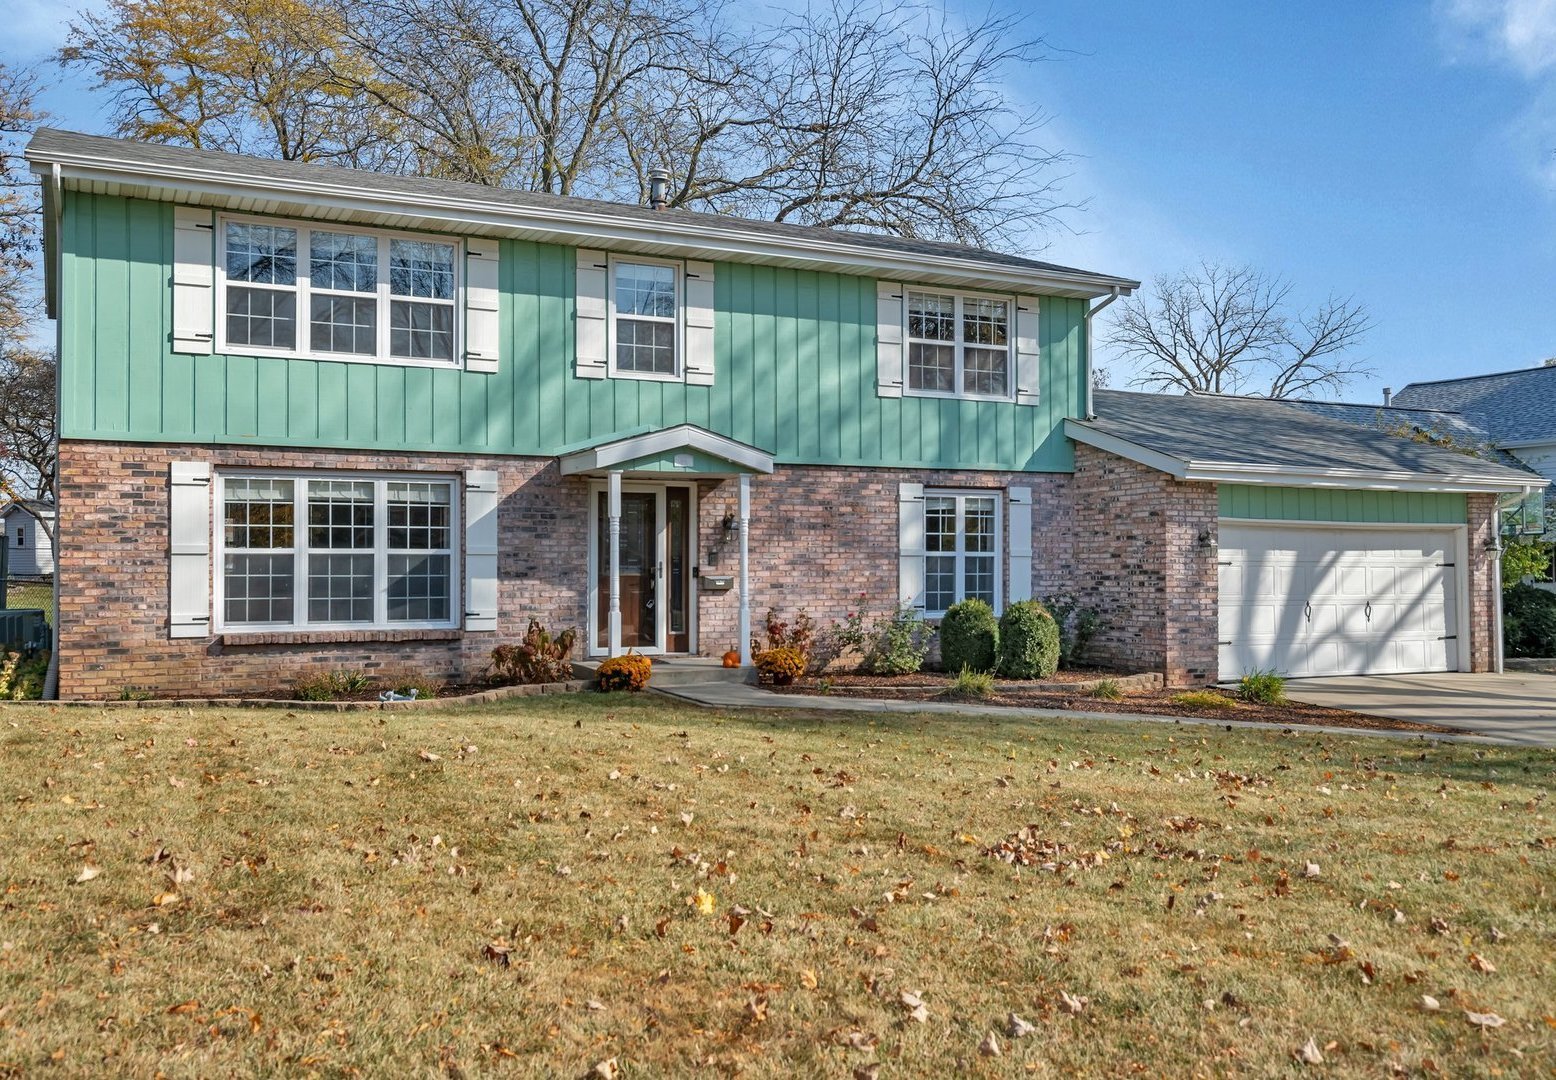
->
xmin=220 ymin=216 xmax=458 ymax=365
xmin=219 ymin=473 xmax=457 ymax=631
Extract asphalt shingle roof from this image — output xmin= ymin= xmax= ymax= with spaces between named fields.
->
xmin=1391 ymin=364 xmax=1556 ymax=445
xmin=25 ymin=128 xmax=1136 ymax=291
xmin=1080 ymin=390 xmax=1541 ymax=486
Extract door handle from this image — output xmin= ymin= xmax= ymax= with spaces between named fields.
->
xmin=1304 ymin=601 xmax=1311 ymax=622
xmin=1364 ymin=601 xmax=1372 ymax=621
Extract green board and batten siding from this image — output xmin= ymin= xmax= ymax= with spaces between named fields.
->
xmin=1218 ymin=485 xmax=1467 ymax=524
xmin=60 ymin=193 xmax=1087 ymax=472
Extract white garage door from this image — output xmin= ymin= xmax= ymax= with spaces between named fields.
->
xmin=1218 ymin=524 xmax=1461 ymax=679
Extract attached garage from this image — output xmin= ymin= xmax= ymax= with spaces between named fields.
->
xmin=1217 ymin=523 xmax=1465 ymax=679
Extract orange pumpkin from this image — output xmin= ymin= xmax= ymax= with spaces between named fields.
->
xmin=721 ymin=650 xmax=741 ymax=668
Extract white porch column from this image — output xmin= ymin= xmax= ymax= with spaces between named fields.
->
xmin=608 ymin=470 xmax=623 ymax=657
xmin=738 ymin=473 xmax=752 ymax=666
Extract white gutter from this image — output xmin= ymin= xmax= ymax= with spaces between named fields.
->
xmin=27 ymin=148 xmax=1140 ymax=300
xmin=44 ymin=162 xmax=62 ymax=701
xmin=1491 ymin=505 xmax=1505 ymax=674
xmin=1083 ymin=287 xmax=1121 ymax=419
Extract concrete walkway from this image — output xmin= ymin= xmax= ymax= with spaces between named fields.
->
xmin=1283 ymin=672 xmax=1556 ymax=747
xmin=653 ymin=680 xmax=1514 ymax=746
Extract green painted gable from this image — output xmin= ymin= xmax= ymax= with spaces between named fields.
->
xmin=1218 ymin=485 xmax=1467 ymax=524
xmin=59 ymin=193 xmax=1087 ymax=472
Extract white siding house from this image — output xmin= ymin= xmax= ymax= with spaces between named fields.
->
xmin=2 ymin=504 xmax=55 ymax=577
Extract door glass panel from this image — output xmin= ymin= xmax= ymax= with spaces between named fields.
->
xmin=596 ymin=491 xmax=660 ymax=649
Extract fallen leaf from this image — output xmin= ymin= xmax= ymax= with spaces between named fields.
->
xmin=586 ymin=999 xmax=605 ymax=1012
xmin=591 ymin=1058 xmax=620 ymax=1079
xmin=679 ymin=811 xmax=694 ymax=826
xmin=1487 ymin=926 xmax=1506 ymax=944
xmin=1421 ymin=995 xmax=1440 ymax=1011
xmin=978 ymin=1030 xmax=1001 ymax=1057
xmin=417 ymin=749 xmax=441 ymax=762
xmin=852 ymin=1066 xmax=880 ymax=1080
xmin=1465 ymin=1010 xmax=1505 ymax=1029
xmin=899 ymin=989 xmax=928 ymax=1023
xmin=1429 ymin=916 xmax=1450 ymax=935
xmin=1059 ymin=990 xmax=1088 ymax=1015
xmin=1008 ymin=1012 xmax=1036 ymax=1038
xmin=799 ymin=969 xmax=818 ymax=990
xmin=166 ymin=999 xmax=200 ymax=1014
xmin=481 ymin=941 xmax=511 ymax=967
xmin=1297 ymin=1037 xmax=1324 ymax=1065
xmin=1303 ymin=862 xmax=1321 ymax=879
xmin=745 ymin=995 xmax=768 ymax=1023
xmin=1468 ymin=953 xmax=1497 ymax=974
xmin=74 ymin=865 xmax=100 ymax=884
xmin=690 ymin=888 xmax=715 ymax=915
xmin=151 ymin=891 xmax=181 ymax=908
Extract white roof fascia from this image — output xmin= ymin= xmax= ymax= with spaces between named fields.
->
xmin=29 ymin=152 xmax=1138 ymax=300
xmin=559 ymin=424 xmax=775 ymax=475
xmin=1064 ymin=419 xmax=1539 ymax=495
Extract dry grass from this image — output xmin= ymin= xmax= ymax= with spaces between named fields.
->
xmin=0 ymin=696 xmax=1552 ymax=1077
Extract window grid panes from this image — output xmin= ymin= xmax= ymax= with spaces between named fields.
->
xmin=923 ymin=492 xmax=1001 ymax=616
xmin=905 ymin=290 xmax=1011 ymax=399
xmin=613 ymin=261 xmax=678 ymax=375
xmin=221 ymin=219 xmax=459 ymax=365
xmin=219 ymin=474 xmax=457 ymax=631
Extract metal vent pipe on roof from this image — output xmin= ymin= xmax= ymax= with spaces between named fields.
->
xmin=648 ymin=168 xmax=670 ymax=211
xmin=1382 ymin=387 xmax=1392 ymax=406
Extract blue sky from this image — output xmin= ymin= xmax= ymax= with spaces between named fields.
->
xmin=6 ymin=1 xmax=1555 ymax=399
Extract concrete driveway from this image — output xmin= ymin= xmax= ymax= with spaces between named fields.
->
xmin=1284 ymin=672 xmax=1556 ymax=746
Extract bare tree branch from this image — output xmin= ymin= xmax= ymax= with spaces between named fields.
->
xmin=1109 ymin=263 xmax=1373 ymax=399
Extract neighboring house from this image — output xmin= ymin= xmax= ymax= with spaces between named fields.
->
xmin=1392 ymin=362 xmax=1556 ymax=488
xmin=24 ymin=129 xmax=1543 ymax=699
xmin=1 ymin=502 xmax=55 ymax=578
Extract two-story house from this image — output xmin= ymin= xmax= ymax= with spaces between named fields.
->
xmin=26 ymin=130 xmax=1542 ymax=698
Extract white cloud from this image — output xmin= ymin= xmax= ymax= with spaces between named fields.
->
xmin=1438 ymin=0 xmax=1556 ymax=75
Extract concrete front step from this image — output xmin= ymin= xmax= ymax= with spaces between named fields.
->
xmin=571 ymin=657 xmax=756 ymax=688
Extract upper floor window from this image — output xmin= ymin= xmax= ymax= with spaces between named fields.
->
xmin=905 ymin=290 xmax=1012 ymax=400
xmin=610 ymin=257 xmax=680 ymax=378
xmin=14 ymin=527 xmax=23 ymax=548
xmin=219 ymin=217 xmax=459 ymax=366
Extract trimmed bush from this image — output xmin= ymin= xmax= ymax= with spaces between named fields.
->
xmin=291 ymin=668 xmax=371 ymax=702
xmin=995 ymin=600 xmax=1060 ymax=680
xmin=939 ymin=599 xmax=999 ymax=674
xmin=1504 ymin=582 xmax=1556 ymax=658
xmin=1172 ymin=690 xmax=1237 ymax=710
xmin=597 ymin=653 xmax=652 ymax=692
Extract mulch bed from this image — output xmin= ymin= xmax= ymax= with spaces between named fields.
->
xmin=775 ymin=676 xmax=1461 ymax=735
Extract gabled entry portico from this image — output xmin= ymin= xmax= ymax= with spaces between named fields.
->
xmin=559 ymin=425 xmax=775 ymax=661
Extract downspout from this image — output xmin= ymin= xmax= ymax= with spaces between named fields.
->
xmin=1083 ymin=286 xmax=1122 ymax=420
xmin=1491 ymin=498 xmax=1512 ymax=675
xmin=43 ymin=164 xmax=62 ymax=701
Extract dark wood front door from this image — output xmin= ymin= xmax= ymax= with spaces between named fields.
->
xmin=597 ymin=491 xmax=658 ymax=650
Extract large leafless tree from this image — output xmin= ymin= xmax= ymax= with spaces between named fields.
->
xmin=1109 ymin=263 xmax=1372 ymax=399
xmin=62 ymin=0 xmax=1070 ymax=247
xmin=0 ymin=347 xmax=57 ymax=540
xmin=0 ymin=62 xmax=43 ymax=338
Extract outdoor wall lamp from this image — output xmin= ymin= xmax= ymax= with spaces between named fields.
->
xmin=708 ymin=512 xmax=738 ymax=565
xmin=1197 ymin=526 xmax=1217 ymax=551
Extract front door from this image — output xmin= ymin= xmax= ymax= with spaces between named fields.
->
xmin=592 ymin=485 xmax=696 ymax=654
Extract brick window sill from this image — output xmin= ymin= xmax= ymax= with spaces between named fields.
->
xmin=219 ymin=629 xmax=463 ymax=646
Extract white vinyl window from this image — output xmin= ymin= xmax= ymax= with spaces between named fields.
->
xmin=219 ymin=216 xmax=459 ymax=366
xmin=217 ymin=472 xmax=458 ymax=632
xmin=923 ymin=491 xmax=1001 ymax=615
xmin=905 ymin=290 xmax=1013 ymax=400
xmin=609 ymin=257 xmax=681 ymax=378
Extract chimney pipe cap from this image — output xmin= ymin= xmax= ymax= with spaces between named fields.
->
xmin=647 ymin=167 xmax=671 ymax=211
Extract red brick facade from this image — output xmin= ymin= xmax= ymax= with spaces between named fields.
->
xmin=54 ymin=439 xmax=1499 ymax=699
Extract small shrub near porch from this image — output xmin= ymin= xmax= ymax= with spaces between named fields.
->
xmin=938 ymin=599 xmax=999 ymax=674
xmin=995 ymin=600 xmax=1060 ymax=679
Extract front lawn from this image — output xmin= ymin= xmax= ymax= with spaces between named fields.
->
xmin=1 ymin=697 xmax=1552 ymax=1076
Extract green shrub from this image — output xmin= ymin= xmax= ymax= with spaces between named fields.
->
xmin=996 ymin=601 xmax=1060 ymax=680
xmin=596 ymin=652 xmax=652 ymax=692
xmin=1172 ymin=690 xmax=1237 ymax=710
xmin=1089 ymin=678 xmax=1123 ymax=702
xmin=753 ymin=646 xmax=806 ymax=685
xmin=0 ymin=651 xmax=47 ymax=700
xmin=1041 ymin=592 xmax=1103 ymax=667
xmin=941 ymin=666 xmax=995 ymax=700
xmin=291 ymin=668 xmax=371 ymax=701
xmin=1238 ymin=669 xmax=1287 ymax=705
xmin=938 ymin=599 xmax=999 ymax=674
xmin=1504 ymin=583 xmax=1556 ymax=658
xmin=866 ymin=602 xmax=929 ymax=675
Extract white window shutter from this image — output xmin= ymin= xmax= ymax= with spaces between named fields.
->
xmin=898 ymin=482 xmax=925 ymax=610
xmin=575 ymin=248 xmax=609 ymax=379
xmin=169 ymin=462 xmax=211 ymax=638
xmin=464 ymin=239 xmax=501 ymax=373
xmin=684 ymin=260 xmax=716 ymax=385
xmin=876 ymin=282 xmax=904 ymax=398
xmin=464 ymin=470 xmax=500 ymax=632
xmin=172 ymin=206 xmax=214 ymax=355
xmin=1008 ymin=486 xmax=1033 ymax=604
xmin=1015 ymin=295 xmax=1041 ymax=406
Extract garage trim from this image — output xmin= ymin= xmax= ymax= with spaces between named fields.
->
xmin=1217 ymin=518 xmax=1472 ymax=677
